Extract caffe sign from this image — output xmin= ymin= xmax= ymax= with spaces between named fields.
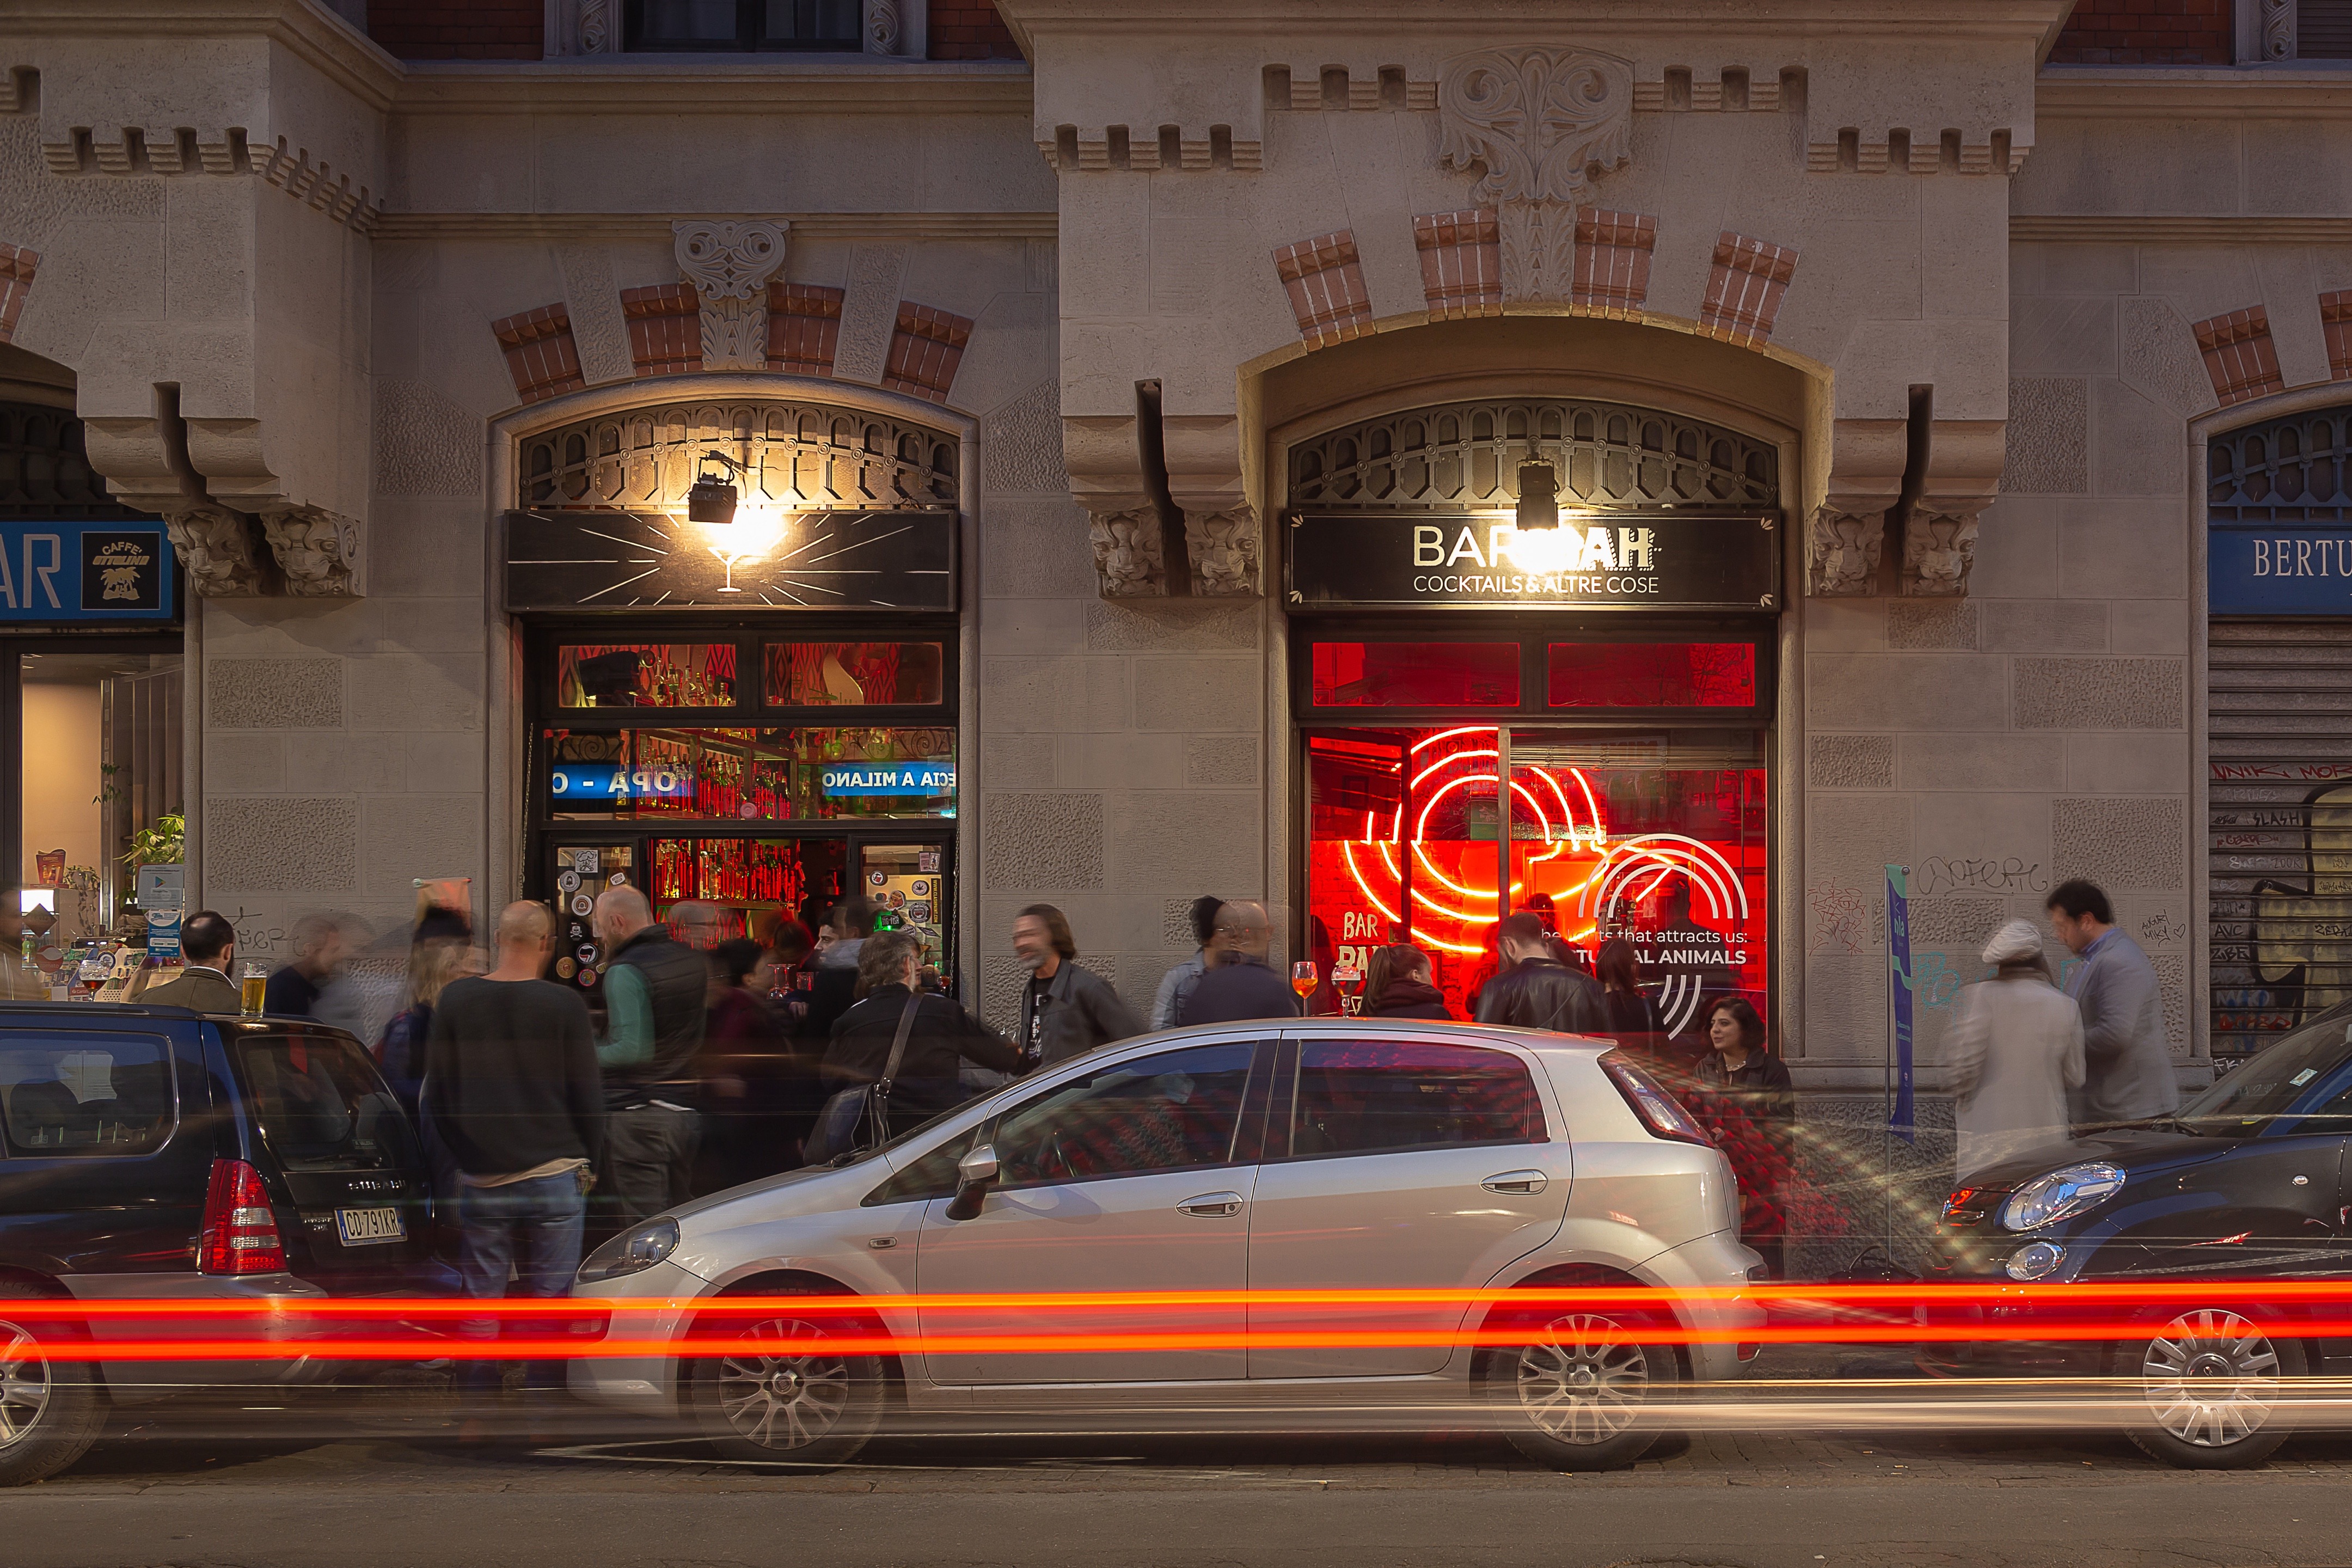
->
xmin=1285 ymin=511 xmax=1779 ymax=612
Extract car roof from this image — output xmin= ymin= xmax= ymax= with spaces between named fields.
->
xmin=0 ymin=1002 xmax=359 ymax=1036
xmin=1117 ymin=1015 xmax=1619 ymax=1055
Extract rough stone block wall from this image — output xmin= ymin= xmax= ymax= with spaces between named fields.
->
xmin=1800 ymin=247 xmax=2197 ymax=1088
xmin=2047 ymin=0 xmax=2232 ymax=64
xmin=367 ymin=0 xmax=542 ymax=60
xmin=970 ymin=263 xmax=1264 ymax=1037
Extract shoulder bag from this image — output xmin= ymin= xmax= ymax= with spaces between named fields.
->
xmin=807 ymin=994 xmax=923 ymax=1164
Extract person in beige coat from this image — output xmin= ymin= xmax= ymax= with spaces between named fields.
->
xmin=1945 ymin=920 xmax=2086 ymax=1180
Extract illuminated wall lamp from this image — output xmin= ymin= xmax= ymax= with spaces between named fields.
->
xmin=1515 ymin=462 xmax=1560 ymax=531
xmin=685 ymin=450 xmax=787 ymax=593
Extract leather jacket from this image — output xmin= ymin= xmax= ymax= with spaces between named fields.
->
xmin=1474 ymin=956 xmax=1608 ymax=1036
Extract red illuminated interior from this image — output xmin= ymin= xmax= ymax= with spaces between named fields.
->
xmin=1308 ymin=726 xmax=1768 ymax=1039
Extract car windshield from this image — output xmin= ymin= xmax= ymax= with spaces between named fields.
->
xmin=2175 ymin=1000 xmax=2352 ymax=1132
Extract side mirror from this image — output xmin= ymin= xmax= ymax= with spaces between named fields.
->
xmin=944 ymin=1142 xmax=999 ymax=1221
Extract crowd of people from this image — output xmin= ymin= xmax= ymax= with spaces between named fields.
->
xmin=132 ymin=872 xmax=2170 ymax=1410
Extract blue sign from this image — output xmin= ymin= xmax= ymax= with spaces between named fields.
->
xmin=145 ymin=907 xmax=181 ymax=963
xmin=550 ymin=764 xmax=694 ymax=800
xmin=1886 ymin=863 xmax=1915 ymax=1146
xmin=820 ymin=764 xmax=955 ymax=797
xmin=0 ymin=522 xmax=176 ymax=624
xmin=2210 ymin=524 xmax=2352 ymax=614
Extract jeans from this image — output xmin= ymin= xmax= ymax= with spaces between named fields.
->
xmin=456 ymin=1171 xmax=586 ymax=1400
xmin=602 ymin=1103 xmax=701 ymax=1224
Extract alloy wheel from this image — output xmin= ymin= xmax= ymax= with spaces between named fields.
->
xmin=712 ymin=1318 xmax=853 ymax=1451
xmin=2141 ymin=1309 xmax=2280 ymax=1448
xmin=0 ymin=1322 xmax=52 ymax=1451
xmin=1512 ymin=1314 xmax=1651 ymax=1444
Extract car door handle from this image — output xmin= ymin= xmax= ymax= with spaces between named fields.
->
xmin=1177 ymin=1192 xmax=1245 ymax=1218
xmin=1482 ymin=1170 xmax=1548 ymax=1195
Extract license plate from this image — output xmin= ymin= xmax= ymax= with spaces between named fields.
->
xmin=336 ymin=1206 xmax=406 ymax=1246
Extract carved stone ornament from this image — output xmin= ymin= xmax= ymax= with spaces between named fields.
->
xmin=1438 ymin=48 xmax=1634 ymax=208
xmin=1805 ymin=506 xmax=1882 ymax=597
xmin=261 ymin=506 xmax=362 ymax=597
xmin=672 ymin=219 xmax=791 ymax=372
xmin=579 ymin=0 xmax=611 ymax=52
xmin=865 ymin=0 xmax=903 ymax=55
xmin=1186 ymin=505 xmax=1260 ymax=597
xmin=1088 ymin=508 xmax=1166 ymax=597
xmin=1901 ymin=510 xmax=1980 ymax=597
xmin=161 ymin=505 xmax=271 ymax=597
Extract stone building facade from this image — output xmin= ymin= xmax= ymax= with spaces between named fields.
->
xmin=7 ymin=0 xmax=2348 ymax=1123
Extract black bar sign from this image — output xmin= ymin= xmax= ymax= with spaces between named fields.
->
xmin=1285 ymin=512 xmax=1779 ymax=612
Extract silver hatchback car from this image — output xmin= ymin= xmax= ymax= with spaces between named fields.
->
xmin=569 ymin=1019 xmax=1763 ymax=1470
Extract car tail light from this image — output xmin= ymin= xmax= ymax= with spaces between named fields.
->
xmin=199 ymin=1157 xmax=285 ymax=1275
xmin=1598 ymin=1055 xmax=1714 ymax=1148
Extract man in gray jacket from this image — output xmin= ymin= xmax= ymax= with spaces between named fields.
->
xmin=2047 ymin=879 xmax=2178 ymax=1128
xmin=1012 ymin=904 xmax=1144 ymax=1070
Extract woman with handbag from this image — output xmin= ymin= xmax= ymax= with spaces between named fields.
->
xmin=807 ymin=930 xmax=1021 ymax=1163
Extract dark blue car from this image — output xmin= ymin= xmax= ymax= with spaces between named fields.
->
xmin=1924 ymin=998 xmax=2352 ymax=1468
xmin=0 ymin=1003 xmax=444 ymax=1484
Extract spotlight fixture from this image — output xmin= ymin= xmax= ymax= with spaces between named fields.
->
xmin=687 ymin=450 xmax=744 ymax=526
xmin=1515 ymin=461 xmax=1560 ymax=531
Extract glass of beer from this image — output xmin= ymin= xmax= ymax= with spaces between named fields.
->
xmin=1290 ymin=961 xmax=1318 ymax=1000
xmin=240 ymin=962 xmax=267 ymax=1018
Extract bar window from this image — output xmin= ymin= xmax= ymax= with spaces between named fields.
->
xmin=1547 ymin=643 xmax=1756 ymax=708
xmin=765 ymin=642 xmax=945 ymax=706
xmin=1311 ymin=642 xmax=1520 ymax=707
xmin=556 ymin=644 xmax=737 ymax=709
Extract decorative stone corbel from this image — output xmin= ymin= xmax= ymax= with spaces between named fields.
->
xmin=260 ymin=506 xmax=362 ymax=597
xmin=162 ymin=505 xmax=274 ymax=597
xmin=1806 ymin=417 xmax=1909 ymax=597
xmin=1162 ymin=412 xmax=1260 ymax=597
xmin=1186 ymin=505 xmax=1260 ymax=597
xmin=1901 ymin=510 xmax=1979 ymax=596
xmin=864 ymin=0 xmax=903 ymax=54
xmin=1806 ymin=506 xmax=1883 ymax=596
xmin=1088 ymin=509 xmax=1166 ymax=596
xmin=673 ymin=219 xmax=791 ymax=372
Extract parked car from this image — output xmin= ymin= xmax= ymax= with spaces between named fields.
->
xmin=569 ymin=1019 xmax=1764 ymax=1471
xmin=0 ymin=1002 xmax=443 ymax=1485
xmin=1924 ymin=997 xmax=2352 ymax=1468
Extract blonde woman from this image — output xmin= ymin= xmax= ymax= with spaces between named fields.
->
xmin=375 ymin=939 xmax=485 ymax=1118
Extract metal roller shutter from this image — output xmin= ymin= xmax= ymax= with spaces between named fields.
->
xmin=2208 ymin=623 xmax=2352 ymax=1060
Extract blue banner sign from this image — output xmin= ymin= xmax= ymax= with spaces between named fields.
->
xmin=820 ymin=764 xmax=955 ymax=797
xmin=2210 ymin=524 xmax=2352 ymax=614
xmin=549 ymin=764 xmax=693 ymax=800
xmin=0 ymin=522 xmax=176 ymax=624
xmin=1886 ymin=862 xmax=1915 ymax=1146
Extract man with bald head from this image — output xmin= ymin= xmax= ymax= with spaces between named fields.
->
xmin=1173 ymin=900 xmax=1302 ymax=1027
xmin=424 ymin=901 xmax=605 ymax=1425
xmin=592 ymin=885 xmax=707 ymax=1220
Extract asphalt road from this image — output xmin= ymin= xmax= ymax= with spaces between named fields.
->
xmin=15 ymin=1376 xmax=2352 ymax=1568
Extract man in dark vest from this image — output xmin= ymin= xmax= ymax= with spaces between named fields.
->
xmin=592 ymin=886 xmax=708 ymax=1222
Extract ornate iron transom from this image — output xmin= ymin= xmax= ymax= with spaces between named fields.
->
xmin=2209 ymin=406 xmax=2352 ymax=522
xmin=1287 ymin=399 xmax=1777 ymax=512
xmin=522 ymin=400 xmax=958 ymax=511
xmin=0 ymin=401 xmax=144 ymax=519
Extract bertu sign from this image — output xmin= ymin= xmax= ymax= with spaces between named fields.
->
xmin=1285 ymin=511 xmax=1779 ymax=611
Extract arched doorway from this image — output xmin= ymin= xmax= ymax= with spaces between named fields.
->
xmin=504 ymin=393 xmax=964 ymax=990
xmin=1280 ymin=393 xmax=1783 ymax=1044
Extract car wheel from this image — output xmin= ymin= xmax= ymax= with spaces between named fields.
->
xmin=1485 ymin=1311 xmax=1677 ymax=1471
xmin=0 ymin=1285 xmax=105 ymax=1487
xmin=2124 ymin=1308 xmax=2306 ymax=1470
xmin=685 ymin=1290 xmax=885 ymax=1467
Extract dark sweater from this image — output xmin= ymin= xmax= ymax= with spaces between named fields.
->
xmin=1367 ymin=977 xmax=1453 ymax=1020
xmin=1174 ymin=955 xmax=1302 ymax=1027
xmin=424 ymin=976 xmax=607 ymax=1180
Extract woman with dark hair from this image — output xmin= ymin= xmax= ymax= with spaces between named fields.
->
xmin=1364 ymin=943 xmax=1451 ymax=1019
xmin=809 ymin=931 xmax=1021 ymax=1162
xmin=1693 ymin=995 xmax=1796 ymax=1277
xmin=1594 ymin=937 xmax=1664 ymax=1065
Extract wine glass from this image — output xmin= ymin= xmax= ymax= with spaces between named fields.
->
xmin=1290 ymin=960 xmax=1318 ymax=1000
